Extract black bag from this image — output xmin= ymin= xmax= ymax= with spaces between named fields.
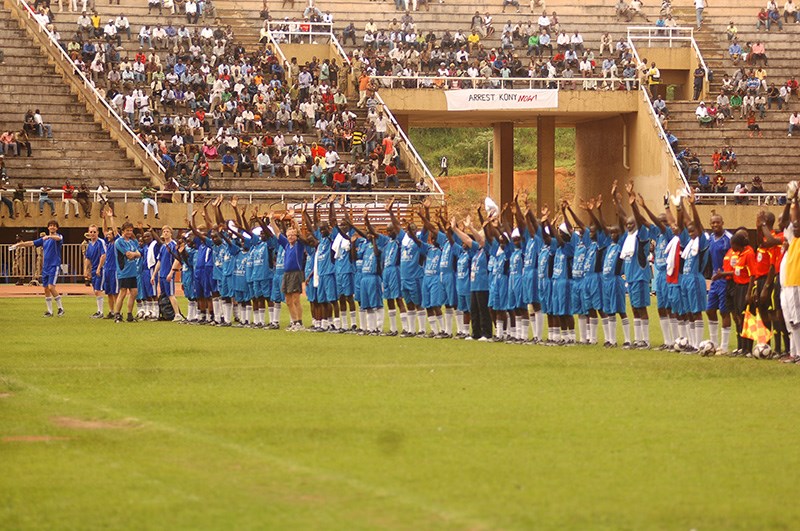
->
xmin=158 ymin=294 xmax=175 ymax=321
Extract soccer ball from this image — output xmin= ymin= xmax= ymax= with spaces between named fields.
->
xmin=673 ymin=337 xmax=690 ymax=352
xmin=698 ymin=340 xmax=716 ymax=356
xmin=752 ymin=343 xmax=772 ymax=359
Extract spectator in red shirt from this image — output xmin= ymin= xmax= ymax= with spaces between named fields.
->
xmin=62 ymin=179 xmax=80 ymax=218
xmin=384 ymin=161 xmax=399 ymax=188
xmin=332 ymin=169 xmax=350 ymax=191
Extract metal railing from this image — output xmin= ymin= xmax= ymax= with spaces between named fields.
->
xmin=12 ymin=189 xmax=187 ymax=203
xmin=0 ymin=243 xmax=87 ymax=283
xmin=695 ymin=192 xmax=784 ymax=206
xmin=626 ymin=26 xmax=695 ymax=48
xmin=627 ymin=38 xmax=691 ymax=191
xmin=371 ymin=75 xmax=639 ymax=90
xmin=266 ymin=20 xmax=335 ymax=44
xmin=10 ymin=0 xmax=167 ymax=177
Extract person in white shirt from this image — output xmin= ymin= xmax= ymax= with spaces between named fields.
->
xmin=115 ymin=15 xmax=131 ymax=41
xmin=257 ymin=149 xmax=274 ymax=177
xmin=788 ymin=111 xmax=800 ymax=136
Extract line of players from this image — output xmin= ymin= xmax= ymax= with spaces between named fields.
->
xmin=74 ymin=180 xmax=800 ymax=360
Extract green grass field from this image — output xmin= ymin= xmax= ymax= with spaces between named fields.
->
xmin=2 ymin=296 xmax=799 ymax=530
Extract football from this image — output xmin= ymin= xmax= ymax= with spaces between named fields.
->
xmin=673 ymin=337 xmax=690 ymax=352
xmin=752 ymin=343 xmax=772 ymax=359
xmin=698 ymin=340 xmax=716 ymax=356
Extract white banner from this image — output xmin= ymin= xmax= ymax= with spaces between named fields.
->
xmin=444 ymin=89 xmax=559 ymax=111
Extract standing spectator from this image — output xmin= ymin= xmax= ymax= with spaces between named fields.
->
xmin=141 ymin=184 xmax=160 ymax=219
xmin=62 ymin=179 xmax=80 ymax=218
xmin=692 ymin=66 xmax=705 ymax=100
xmin=695 ymin=0 xmax=706 ymax=29
xmin=16 ymin=129 xmax=32 ymax=157
xmin=438 ymin=155 xmax=448 ymax=177
xmin=39 ymin=186 xmax=56 ymax=216
xmin=788 ymin=111 xmax=800 ymax=136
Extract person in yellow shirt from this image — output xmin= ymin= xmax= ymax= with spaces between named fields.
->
xmin=780 ymin=181 xmax=800 ymax=361
xmin=467 ymin=29 xmax=481 ymax=51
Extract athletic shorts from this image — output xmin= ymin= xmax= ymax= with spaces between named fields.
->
xmin=305 ymin=278 xmax=317 ymax=303
xmin=493 ymin=276 xmax=511 ymax=311
xmin=668 ymin=282 xmax=684 ymax=315
xmin=570 ymin=277 xmax=585 ymax=315
xmin=583 ymin=272 xmax=603 ymax=311
xmin=731 ymin=282 xmax=750 ymax=315
xmin=282 ymin=270 xmax=303 ymax=295
xmin=654 ymin=270 xmax=669 ymax=309
xmin=360 ymin=274 xmax=383 ymax=309
xmin=422 ymin=275 xmax=444 ymax=309
xmin=119 ymin=276 xmax=137 ymax=290
xmin=382 ymin=268 xmax=400 ymax=300
xmin=780 ymin=285 xmax=800 ymax=327
xmin=706 ymin=279 xmax=728 ymax=312
xmin=628 ymin=279 xmax=650 ymax=309
xmin=336 ymin=272 xmax=354 ymax=297
xmin=41 ymin=265 xmax=59 ymax=287
xmin=194 ymin=270 xmax=211 ymax=299
xmin=208 ymin=274 xmax=219 ymax=296
xmin=522 ymin=272 xmax=537 ymax=305
xmin=103 ymin=271 xmax=119 ymax=295
xmin=218 ymin=276 xmax=233 ymax=298
xmin=508 ymin=275 xmax=524 ymax=310
xmin=441 ymin=273 xmax=457 ymax=307
xmin=316 ymin=273 xmax=338 ymax=303
xmin=353 ymin=273 xmax=362 ymax=303
xmin=271 ymin=273 xmax=285 ymax=302
xmin=602 ymin=275 xmax=626 ymax=315
xmin=139 ymin=272 xmax=155 ymax=298
xmin=551 ymin=277 xmax=572 ymax=316
xmin=457 ymin=293 xmax=471 ymax=313
xmin=159 ymin=277 xmax=175 ymax=297
xmin=253 ymin=279 xmax=272 ymax=299
xmin=538 ymin=277 xmax=552 ymax=314
xmin=182 ymin=278 xmax=195 ymax=300
xmin=401 ymin=277 xmax=422 ymax=306
xmin=755 ymin=276 xmax=772 ymax=310
xmin=680 ymin=273 xmax=707 ymax=314
xmin=91 ymin=272 xmax=106 ymax=291
xmin=234 ymin=289 xmax=251 ymax=303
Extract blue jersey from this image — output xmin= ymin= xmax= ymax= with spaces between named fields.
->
xmin=360 ymin=241 xmax=380 ymax=275
xmin=652 ymin=226 xmax=673 ymax=272
xmin=423 ymin=243 xmax=442 ymax=277
xmin=274 ymin=245 xmax=285 ymax=275
xmin=182 ymin=247 xmax=196 ymax=279
xmin=552 ymin=236 xmax=574 ymax=280
xmin=222 ymin=242 xmax=239 ymax=277
xmin=304 ymin=247 xmax=315 ymax=279
xmin=115 ymin=237 xmax=140 ymax=279
xmin=34 ymin=234 xmax=63 ymax=270
xmin=622 ymin=225 xmax=652 ymax=282
xmin=194 ymin=237 xmax=210 ymax=270
xmin=681 ymin=231 xmax=709 ymax=275
xmin=314 ymin=228 xmax=338 ymax=276
xmin=335 ymin=229 xmax=356 ymax=275
xmin=583 ymin=230 xmax=609 ymax=275
xmin=439 ymin=236 xmax=456 ymax=275
xmin=490 ymin=241 xmax=511 ymax=279
xmin=209 ymin=239 xmax=225 ymax=278
xmin=707 ymin=231 xmax=732 ymax=272
xmin=509 ymin=245 xmax=524 ymax=279
xmin=85 ymin=239 xmax=106 ymax=271
xmin=233 ymin=250 xmax=248 ymax=291
xmin=571 ymin=232 xmax=587 ymax=279
xmin=399 ymin=229 xmax=426 ymax=280
xmin=602 ymin=241 xmax=623 ymax=277
xmin=455 ymin=243 xmax=473 ymax=296
xmin=469 ymin=242 xmax=489 ymax=291
xmin=378 ymin=235 xmax=401 ymax=270
xmin=157 ymin=241 xmax=177 ymax=278
xmin=522 ymin=229 xmax=540 ymax=277
xmin=103 ymin=236 xmax=118 ymax=276
xmin=537 ymin=241 xmax=553 ymax=280
xmin=249 ymin=238 xmax=272 ymax=282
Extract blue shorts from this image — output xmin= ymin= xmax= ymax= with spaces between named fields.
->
xmin=507 ymin=275 xmax=524 ymax=310
xmin=353 ymin=273 xmax=362 ymax=303
xmin=422 ymin=275 xmax=444 ymax=309
xmin=668 ymin=282 xmax=683 ymax=315
xmin=538 ymin=277 xmax=552 ymax=314
xmin=654 ymin=269 xmax=669 ymax=309
xmin=360 ymin=274 xmax=382 ymax=309
xmin=571 ymin=277 xmax=585 ymax=315
xmin=602 ymin=275 xmax=626 ymax=315
xmin=316 ymin=274 xmax=338 ymax=303
xmin=551 ymin=278 xmax=572 ymax=316
xmin=382 ymin=268 xmax=401 ymax=300
xmin=139 ymin=271 xmax=155 ymax=298
xmin=234 ymin=289 xmax=251 ymax=303
xmin=336 ymin=272 xmax=354 ymax=297
xmin=271 ymin=273 xmax=285 ymax=303
xmin=41 ymin=265 xmax=60 ymax=287
xmin=441 ymin=273 xmax=457 ymax=307
xmin=253 ymin=278 xmax=272 ymax=299
xmin=706 ymin=279 xmax=728 ymax=312
xmin=159 ymin=277 xmax=175 ymax=297
xmin=90 ymin=272 xmax=103 ymax=292
xmin=218 ymin=276 xmax=233 ymax=298
xmin=401 ymin=277 xmax=422 ymax=306
xmin=522 ymin=271 xmax=537 ymax=305
xmin=208 ymin=274 xmax=218 ymax=295
xmin=492 ymin=276 xmax=511 ymax=311
xmin=457 ymin=293 xmax=471 ymax=313
xmin=194 ymin=270 xmax=213 ymax=298
xmin=182 ymin=278 xmax=195 ymax=300
xmin=103 ymin=271 xmax=119 ymax=295
xmin=680 ymin=273 xmax=707 ymax=314
xmin=305 ymin=279 xmax=317 ymax=303
xmin=583 ymin=272 xmax=603 ymax=311
xmin=628 ymin=279 xmax=650 ymax=309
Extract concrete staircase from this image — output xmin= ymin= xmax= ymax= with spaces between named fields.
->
xmin=667 ymin=0 xmax=799 ymax=192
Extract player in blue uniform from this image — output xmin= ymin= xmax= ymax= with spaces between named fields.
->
xmin=151 ymin=225 xmax=183 ymax=321
xmin=578 ymin=198 xmax=610 ymax=345
xmin=550 ymin=202 xmax=576 ymax=344
xmin=101 ymin=213 xmax=120 ymax=318
xmin=178 ymin=234 xmax=198 ymax=322
xmin=451 ymin=214 xmax=491 ymax=341
xmin=12 ymin=219 xmax=64 ymax=316
xmin=365 ymin=209 xmax=406 ymax=336
xmin=600 ymin=201 xmax=631 ymax=348
xmin=677 ymin=191 xmax=710 ymax=351
xmin=331 ymin=203 xmax=358 ymax=331
xmin=705 ymin=213 xmax=732 ymax=353
xmin=303 ymin=198 xmax=340 ymax=331
xmin=389 ymin=200 xmax=428 ymax=336
xmin=188 ymin=210 xmax=213 ymax=323
xmin=138 ymin=228 xmax=161 ymax=320
xmin=483 ymin=215 xmax=513 ymax=341
xmin=436 ymin=212 xmax=459 ymax=338
xmin=84 ymin=224 xmax=107 ymax=318
xmin=113 ymin=221 xmax=142 ymax=323
xmin=302 ymin=235 xmax=320 ymax=330
xmin=415 ymin=210 xmax=447 ymax=338
xmin=270 ymin=229 xmax=286 ymax=329
xmin=450 ymin=221 xmax=475 ymax=339
xmin=507 ymin=207 xmax=528 ymax=343
xmin=563 ymin=204 xmax=590 ymax=344
xmin=355 ymin=232 xmax=384 ymax=334
xmin=537 ymin=216 xmax=556 ymax=343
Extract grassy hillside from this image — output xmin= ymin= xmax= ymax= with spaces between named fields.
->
xmin=409 ymin=127 xmax=577 ymax=176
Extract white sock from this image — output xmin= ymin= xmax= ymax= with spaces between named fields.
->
xmin=367 ymin=309 xmax=377 ymax=331
xmin=274 ymin=303 xmax=282 ymax=324
xmin=577 ymin=316 xmax=585 ymax=343
xmin=671 ymin=317 xmax=681 ymax=343
xmin=96 ymin=296 xmax=104 ymax=313
xmin=376 ymin=307 xmax=384 ymax=331
xmin=429 ymin=316 xmax=439 ymax=334
xmin=340 ymin=311 xmax=349 ymax=328
xmin=333 ymin=316 xmax=341 ymax=329
xmin=521 ymin=318 xmax=530 ymax=341
xmin=54 ymin=296 xmax=63 ymax=310
xmin=400 ymin=312 xmax=409 ymax=332
xmin=609 ymin=318 xmax=617 ymax=344
xmin=321 ymin=318 xmax=329 ymax=329
xmin=709 ymin=320 xmax=719 ymax=345
xmin=721 ymin=326 xmax=731 ymax=351
xmin=678 ymin=320 xmax=688 ymax=342
xmin=455 ymin=310 xmax=463 ymax=334
xmin=548 ymin=326 xmax=556 ymax=341
xmin=212 ymin=298 xmax=220 ymax=322
xmin=790 ymin=324 xmax=800 ymax=358
xmin=693 ymin=320 xmax=703 ymax=347
xmin=621 ymin=317 xmax=631 ymax=343
xmin=349 ymin=310 xmax=357 ymax=329
xmin=416 ymin=310 xmax=426 ymax=333
xmin=388 ymin=309 xmax=397 ymax=332
xmin=660 ymin=316 xmax=672 ymax=345
xmin=246 ymin=306 xmax=253 ymax=324
xmin=444 ymin=308 xmax=454 ymax=335
xmin=260 ymin=308 xmax=267 ymax=325
xmin=589 ymin=317 xmax=598 ymax=343
xmin=496 ymin=320 xmax=505 ymax=338
xmin=188 ymin=301 xmax=196 ymax=320
xmin=45 ymin=297 xmax=53 ymax=314
xmin=537 ymin=313 xmax=545 ymax=340
xmin=642 ymin=318 xmax=649 ymax=343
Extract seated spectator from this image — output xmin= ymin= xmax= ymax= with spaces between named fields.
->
xmin=76 ymin=182 xmax=92 ymax=217
xmin=141 ymin=184 xmax=159 ymax=219
xmin=714 ymin=170 xmax=727 ymax=193
xmin=383 ymin=161 xmax=399 ymax=188
xmin=236 ymin=151 xmax=254 ymax=177
xmin=0 ymin=131 xmax=17 ymax=156
xmin=747 ymin=110 xmax=763 ymax=137
xmin=711 ymin=149 xmax=722 ymax=171
xmin=220 ymin=152 xmax=235 ymax=177
xmin=39 ymin=186 xmax=56 ymax=216
xmin=786 ymin=0 xmax=799 ymax=23
xmin=332 ymin=168 xmax=350 ymax=191
xmin=789 ymin=111 xmax=800 ymax=136
xmin=695 ymin=102 xmax=714 ymax=126
xmin=767 ymin=4 xmax=784 ymax=30
xmin=62 ymin=179 xmax=80 ymax=218
xmin=12 ymin=182 xmax=30 ymax=218
xmin=686 ymin=151 xmax=702 ymax=180
xmin=756 ymin=8 xmax=769 ymax=30
xmin=697 ymin=172 xmax=712 ymax=193
xmin=750 ymin=41 xmax=768 ymax=65
xmin=726 ymin=21 xmax=738 ymax=41
xmin=728 ymin=40 xmax=742 ymax=64
xmin=750 ymin=175 xmax=764 ymax=193
xmin=720 ymin=146 xmax=738 ymax=171
xmin=733 ymin=181 xmax=749 ymax=204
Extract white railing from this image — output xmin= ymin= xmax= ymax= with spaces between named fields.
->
xmin=0 ymin=243 xmax=87 ymax=282
xmin=189 ymin=190 xmax=440 ymax=204
xmin=13 ymin=189 xmax=187 ymax=203
xmin=329 ymin=33 xmax=444 ymax=197
xmin=695 ymin=192 xmax=782 ymax=206
xmin=627 ymin=38 xmax=691 ymax=191
xmin=266 ymin=20 xmax=335 ymax=44
xmin=626 ymin=26 xmax=695 ymax=48
xmin=11 ymin=0 xmax=167 ymax=176
xmin=371 ymin=75 xmax=639 ymax=90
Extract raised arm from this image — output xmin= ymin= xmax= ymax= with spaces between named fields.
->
xmin=637 ymin=193 xmax=665 ymax=232
xmin=687 ymin=189 xmax=703 ymax=233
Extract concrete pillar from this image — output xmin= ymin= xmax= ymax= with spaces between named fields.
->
xmin=575 ymin=116 xmax=628 ymax=204
xmin=491 ymin=122 xmax=514 ymax=206
xmin=536 ymin=116 xmax=555 ymax=211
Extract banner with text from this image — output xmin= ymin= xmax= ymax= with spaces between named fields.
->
xmin=444 ymin=89 xmax=559 ymax=111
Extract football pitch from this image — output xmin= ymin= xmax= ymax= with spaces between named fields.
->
xmin=2 ymin=296 xmax=800 ymax=530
